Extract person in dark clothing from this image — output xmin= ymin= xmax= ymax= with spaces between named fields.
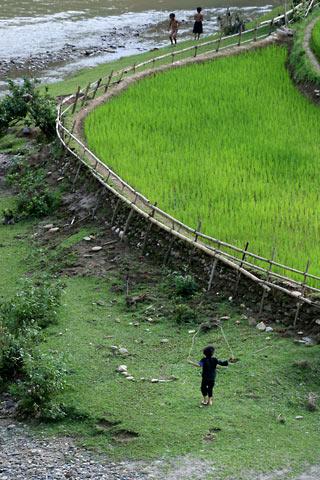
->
xmin=188 ymin=345 xmax=228 ymax=406
xmin=193 ymin=7 xmax=204 ymax=40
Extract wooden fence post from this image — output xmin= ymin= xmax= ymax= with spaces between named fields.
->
xmin=92 ymin=78 xmax=102 ymax=99
xmin=117 ymin=70 xmax=124 ymax=84
xmin=152 ymin=58 xmax=156 ymax=69
xmin=71 ymin=86 xmax=81 ymax=114
xmin=269 ymin=18 xmax=274 ymax=36
xmin=66 ymin=121 xmax=76 ymax=146
xmin=207 ymin=257 xmax=219 ymax=291
xmin=216 ymin=32 xmax=223 ymax=52
xmin=72 ymin=162 xmax=82 ymax=190
xmin=104 ymin=71 xmax=113 ymax=93
xmin=234 ymin=241 xmax=249 ymax=294
xmin=194 ymin=220 xmax=202 ymax=243
xmin=253 ymin=24 xmax=258 ymax=42
xmin=293 ymin=259 xmax=310 ymax=327
xmin=259 ymin=247 xmax=276 ymax=315
xmin=163 ymin=235 xmax=175 ymax=266
xmin=111 ymin=198 xmax=121 ymax=226
xmin=194 ymin=45 xmax=198 ymax=57
xmin=171 ymin=53 xmax=175 ymax=63
xmin=122 ymin=208 xmax=134 ymax=240
xmin=238 ymin=27 xmax=242 ymax=46
xmin=142 ymin=203 xmax=157 ymax=254
xmin=81 ymin=83 xmax=91 ymax=107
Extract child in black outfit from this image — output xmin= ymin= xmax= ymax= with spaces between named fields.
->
xmin=189 ymin=345 xmax=228 ymax=406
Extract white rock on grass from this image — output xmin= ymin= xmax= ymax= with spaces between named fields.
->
xmin=118 ymin=347 xmax=129 ymax=355
xmin=91 ymin=246 xmax=102 ymax=252
xmin=116 ymin=365 xmax=128 ymax=373
xmin=48 ymin=227 xmax=59 ymax=233
xmin=160 ymin=339 xmax=169 ymax=344
xmin=43 ymin=224 xmax=54 ymax=229
xmin=151 ymin=379 xmax=159 ymax=383
xmin=83 ymin=236 xmax=92 ymax=241
xmin=126 ymin=376 xmax=135 ymax=381
xmin=256 ymin=321 xmax=266 ymax=331
xmin=265 ymin=326 xmax=273 ymax=333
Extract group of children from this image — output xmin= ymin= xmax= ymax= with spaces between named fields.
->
xmin=169 ymin=7 xmax=204 ymax=45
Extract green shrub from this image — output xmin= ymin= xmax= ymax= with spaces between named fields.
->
xmin=311 ymin=18 xmax=320 ymax=62
xmin=173 ymin=274 xmax=198 ymax=298
xmin=0 ymin=275 xmax=63 ymax=332
xmin=173 ymin=303 xmax=198 ymax=325
xmin=6 ymin=162 xmax=61 ymax=218
xmin=10 ymin=351 xmax=67 ymax=420
xmin=0 ymin=323 xmax=40 ymax=381
xmin=0 ymin=79 xmax=56 ymax=138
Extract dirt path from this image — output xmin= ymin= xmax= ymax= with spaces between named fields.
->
xmin=303 ymin=16 xmax=320 ymax=74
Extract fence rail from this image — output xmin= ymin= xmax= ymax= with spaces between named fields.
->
xmin=56 ymin=0 xmax=320 ymax=310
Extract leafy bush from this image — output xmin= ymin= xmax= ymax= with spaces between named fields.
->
xmin=0 ymin=79 xmax=56 ymax=138
xmin=6 ymin=162 xmax=61 ymax=218
xmin=10 ymin=351 xmax=67 ymax=420
xmin=0 ymin=323 xmax=40 ymax=380
xmin=0 ymin=275 xmax=63 ymax=332
xmin=173 ymin=304 xmax=198 ymax=325
xmin=173 ymin=274 xmax=198 ymax=298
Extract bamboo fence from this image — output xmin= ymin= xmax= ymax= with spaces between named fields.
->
xmin=56 ymin=1 xmax=320 ymax=311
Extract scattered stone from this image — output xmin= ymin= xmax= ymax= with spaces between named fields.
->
xmin=160 ymin=339 xmax=169 ymax=344
xmin=188 ymin=330 xmax=196 ymax=334
xmin=110 ymin=345 xmax=118 ymax=351
xmin=256 ymin=321 xmax=266 ymax=331
xmin=91 ymin=246 xmax=102 ymax=252
xmin=220 ymin=316 xmax=230 ymax=321
xmin=116 ymin=365 xmax=128 ymax=373
xmin=48 ymin=227 xmax=59 ymax=233
xmin=315 ymin=319 xmax=320 ymax=325
xmin=297 ymin=331 xmax=304 ymax=335
xmin=277 ymin=414 xmax=286 ymax=424
xmin=83 ymin=236 xmax=92 ymax=241
xmin=118 ymin=347 xmax=129 ymax=356
xmin=295 ymin=415 xmax=304 ymax=420
xmin=43 ymin=224 xmax=54 ymax=229
xmin=240 ymin=303 xmax=245 ymax=308
xmin=235 ymin=320 xmax=241 ymax=325
xmin=265 ymin=326 xmax=273 ymax=333
xmin=306 ymin=393 xmax=317 ymax=412
xmin=291 ymin=291 xmax=302 ymax=298
xmin=133 ymin=322 xmax=140 ymax=327
xmin=126 ymin=376 xmax=135 ymax=381
xmin=121 ymin=371 xmax=130 ymax=377
xmin=151 ymin=379 xmax=159 ymax=383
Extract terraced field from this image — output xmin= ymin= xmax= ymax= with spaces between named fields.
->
xmin=85 ymin=46 xmax=320 ymax=277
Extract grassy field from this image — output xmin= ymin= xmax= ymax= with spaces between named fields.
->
xmin=85 ymin=46 xmax=320 ymax=279
xmin=0 ymin=146 xmax=319 ymax=478
xmin=37 ymin=274 xmax=320 ymax=479
xmin=311 ymin=18 xmax=320 ymax=62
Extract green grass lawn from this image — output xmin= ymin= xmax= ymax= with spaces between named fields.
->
xmin=85 ymin=46 xmax=320 ymax=280
xmin=38 ymin=274 xmax=320 ymax=478
xmin=0 ymin=196 xmax=34 ymax=298
xmin=311 ymin=18 xmax=320 ymax=62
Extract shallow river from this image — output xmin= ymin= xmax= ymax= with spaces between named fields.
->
xmin=0 ymin=0 xmax=279 ymax=89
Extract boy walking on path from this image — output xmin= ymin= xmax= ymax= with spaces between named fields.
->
xmin=193 ymin=7 xmax=204 ymax=40
xmin=189 ymin=345 xmax=228 ymax=406
xmin=169 ymin=13 xmax=179 ymax=45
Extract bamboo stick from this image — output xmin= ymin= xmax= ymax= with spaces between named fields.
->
xmin=104 ymin=71 xmax=114 ymax=93
xmin=234 ymin=241 xmax=249 ymax=293
xmin=259 ymin=247 xmax=276 ymax=315
xmin=92 ymin=78 xmax=102 ymax=99
xmin=208 ymin=258 xmax=219 ymax=291
xmin=111 ymin=199 xmax=121 ymax=226
xmin=71 ymin=86 xmax=81 ymax=114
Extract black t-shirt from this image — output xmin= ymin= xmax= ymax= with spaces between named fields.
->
xmin=199 ymin=357 xmax=228 ymax=381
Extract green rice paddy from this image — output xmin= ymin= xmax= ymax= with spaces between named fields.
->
xmin=311 ymin=18 xmax=320 ymax=62
xmin=85 ymin=46 xmax=320 ymax=278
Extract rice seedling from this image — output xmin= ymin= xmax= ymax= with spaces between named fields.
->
xmin=311 ymin=18 xmax=320 ymax=62
xmin=85 ymin=46 xmax=320 ymax=279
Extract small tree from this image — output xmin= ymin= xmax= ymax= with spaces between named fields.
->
xmin=0 ymin=79 xmax=56 ymax=138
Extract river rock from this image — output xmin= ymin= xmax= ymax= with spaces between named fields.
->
xmin=256 ymin=321 xmax=266 ymax=331
xmin=116 ymin=365 xmax=127 ymax=373
xmin=118 ymin=347 xmax=129 ymax=355
xmin=91 ymin=246 xmax=102 ymax=252
xmin=265 ymin=326 xmax=273 ymax=333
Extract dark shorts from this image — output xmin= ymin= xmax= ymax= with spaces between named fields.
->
xmin=201 ymin=378 xmax=215 ymax=397
xmin=193 ymin=21 xmax=203 ymax=34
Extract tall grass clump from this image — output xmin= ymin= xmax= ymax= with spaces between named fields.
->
xmin=85 ymin=46 xmax=320 ymax=279
xmin=311 ymin=18 xmax=320 ymax=62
